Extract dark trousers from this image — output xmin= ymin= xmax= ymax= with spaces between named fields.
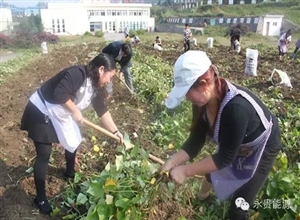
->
xmin=184 ymin=40 xmax=190 ymax=52
xmin=206 ymin=147 xmax=279 ymax=219
xmin=106 ymin=65 xmax=134 ymax=95
xmin=34 ymin=141 xmax=76 ymax=201
xmin=291 ymin=47 xmax=299 ymax=59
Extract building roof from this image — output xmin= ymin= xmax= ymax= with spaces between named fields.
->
xmin=264 ymin=15 xmax=284 ymax=18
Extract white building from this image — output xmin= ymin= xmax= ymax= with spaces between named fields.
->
xmin=40 ymin=0 xmax=155 ymax=35
xmin=0 ymin=8 xmax=13 ymax=32
xmin=261 ymin=15 xmax=283 ymax=36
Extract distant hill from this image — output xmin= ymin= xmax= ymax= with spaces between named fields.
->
xmin=151 ymin=0 xmax=300 ymax=26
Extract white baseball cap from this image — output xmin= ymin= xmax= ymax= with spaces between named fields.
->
xmin=165 ymin=50 xmax=212 ymax=109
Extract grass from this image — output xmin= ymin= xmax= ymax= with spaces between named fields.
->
xmin=58 ymin=35 xmax=103 ymax=44
xmin=0 ymin=35 xmax=103 ymax=83
xmin=206 ymin=1 xmax=300 ymax=25
xmin=0 ymin=49 xmax=42 ymax=84
xmin=152 ymin=0 xmax=300 ymax=25
xmin=2 ymin=30 xmax=299 ymax=71
xmin=0 ymin=35 xmax=102 ymax=55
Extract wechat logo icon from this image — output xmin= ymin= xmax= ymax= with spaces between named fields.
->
xmin=235 ymin=197 xmax=250 ymax=211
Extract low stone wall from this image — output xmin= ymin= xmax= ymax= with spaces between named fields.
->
xmin=157 ymin=16 xmax=299 ymax=37
xmin=255 ymin=16 xmax=264 ymax=34
xmin=281 ymin=18 xmax=300 ymax=34
xmin=164 ymin=16 xmax=260 ymax=32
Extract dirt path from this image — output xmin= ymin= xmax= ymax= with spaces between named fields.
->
xmin=103 ymin=33 xmax=124 ymax=42
xmin=0 ymin=47 xmax=77 ymax=220
xmin=0 ymin=51 xmax=20 ymax=63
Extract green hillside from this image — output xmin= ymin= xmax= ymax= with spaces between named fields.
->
xmin=151 ymin=0 xmax=300 ymax=26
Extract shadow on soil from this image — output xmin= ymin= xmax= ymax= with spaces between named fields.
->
xmin=0 ymin=160 xmax=43 ymax=219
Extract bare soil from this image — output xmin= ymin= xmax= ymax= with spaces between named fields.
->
xmin=138 ymin=42 xmax=300 ymax=100
xmin=0 ymin=40 xmax=299 ymax=220
xmin=0 ymin=42 xmax=145 ymax=220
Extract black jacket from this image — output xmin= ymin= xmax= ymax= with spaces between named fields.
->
xmin=230 ymin=28 xmax=241 ymax=37
xmin=102 ymin=41 xmax=132 ymax=67
xmin=40 ymin=65 xmax=108 ymax=117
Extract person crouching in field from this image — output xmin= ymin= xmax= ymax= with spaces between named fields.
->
xmin=125 ymin=35 xmax=131 ymax=43
xmin=277 ymin=29 xmax=292 ymax=61
xmin=161 ymin=51 xmax=282 ymax=220
xmin=153 ymin=36 xmax=163 ymax=51
xmin=20 ymin=53 xmax=124 ymax=215
xmin=154 ymin=36 xmax=162 ymax=47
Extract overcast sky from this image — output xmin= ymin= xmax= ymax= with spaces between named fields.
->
xmin=2 ymin=0 xmax=78 ymax=7
xmin=2 ymin=0 xmax=33 ymax=7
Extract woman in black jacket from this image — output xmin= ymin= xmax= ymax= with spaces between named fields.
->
xmin=161 ymin=50 xmax=282 ymax=220
xmin=20 ymin=53 xmax=123 ymax=215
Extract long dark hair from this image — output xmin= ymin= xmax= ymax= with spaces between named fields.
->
xmin=86 ymin=53 xmax=117 ymax=92
xmin=286 ymin=29 xmax=292 ymax=39
xmin=190 ymin=65 xmax=228 ymax=133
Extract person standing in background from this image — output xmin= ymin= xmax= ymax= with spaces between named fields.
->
xmin=230 ymin=27 xmax=241 ymax=50
xmin=124 ymin=27 xmax=129 ymax=38
xmin=203 ymin=19 xmax=208 ymax=27
xmin=183 ymin=23 xmax=192 ymax=52
xmin=277 ymin=29 xmax=292 ymax=61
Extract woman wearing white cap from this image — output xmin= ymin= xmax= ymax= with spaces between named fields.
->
xmin=161 ymin=51 xmax=282 ymax=219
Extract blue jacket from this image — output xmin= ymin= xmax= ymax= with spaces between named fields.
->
xmin=102 ymin=41 xmax=132 ymax=67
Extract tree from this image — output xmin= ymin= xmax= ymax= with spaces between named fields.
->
xmin=34 ymin=14 xmax=43 ymax=32
xmin=18 ymin=14 xmax=43 ymax=33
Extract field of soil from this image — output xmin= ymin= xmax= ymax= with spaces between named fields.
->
xmin=0 ymin=42 xmax=122 ymax=220
xmin=0 ymin=40 xmax=299 ymax=220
